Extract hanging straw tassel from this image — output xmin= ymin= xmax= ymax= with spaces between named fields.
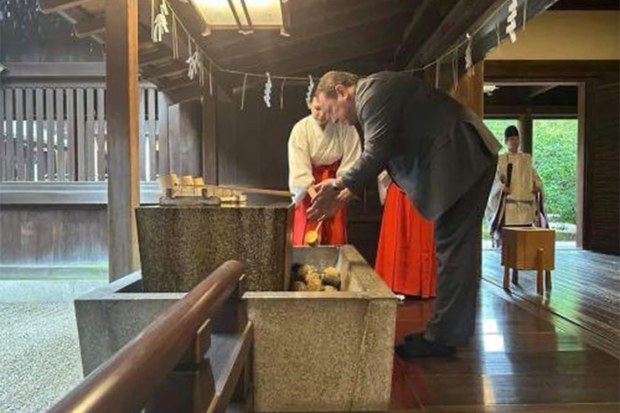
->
xmin=240 ymin=74 xmax=248 ymax=110
xmin=464 ymin=33 xmax=474 ymax=76
xmin=171 ymin=16 xmax=179 ymax=59
xmin=280 ymin=78 xmax=287 ymax=110
xmin=208 ymin=61 xmax=213 ymax=96
xmin=451 ymin=48 xmax=458 ymax=92
xmin=160 ymin=0 xmax=169 ymax=15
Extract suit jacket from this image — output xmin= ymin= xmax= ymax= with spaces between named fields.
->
xmin=341 ymin=71 xmax=501 ymax=221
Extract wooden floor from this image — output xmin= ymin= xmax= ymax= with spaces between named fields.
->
xmin=391 ymin=282 xmax=620 ymax=412
xmin=482 ymin=249 xmax=620 ymax=358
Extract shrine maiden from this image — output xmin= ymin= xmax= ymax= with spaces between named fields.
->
xmin=486 ymin=125 xmax=544 ymax=247
xmin=375 ymin=171 xmax=436 ymax=299
xmin=288 ymin=96 xmax=361 ymax=245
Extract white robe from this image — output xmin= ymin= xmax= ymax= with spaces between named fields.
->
xmin=288 ymin=115 xmax=361 ymax=204
xmin=486 ymin=152 xmax=543 ymax=226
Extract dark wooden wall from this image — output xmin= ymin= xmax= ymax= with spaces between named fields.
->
xmin=0 ymin=205 xmax=108 ymax=265
xmin=486 ymin=60 xmax=620 ymax=255
xmin=584 ymin=72 xmax=619 ymax=254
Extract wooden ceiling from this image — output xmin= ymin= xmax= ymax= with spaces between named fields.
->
xmin=40 ymin=0 xmax=562 ymax=101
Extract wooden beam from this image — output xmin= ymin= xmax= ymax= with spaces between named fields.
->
xmin=551 ymin=0 xmax=620 ymax=10
xmin=485 ymin=104 xmax=578 ymax=117
xmin=142 ymin=61 xmax=188 ymax=81
xmin=394 ymin=0 xmax=459 ymax=69
xmin=74 ymin=15 xmax=105 ymax=38
xmin=238 ymin=21 xmax=403 ymax=74
xmin=405 ymin=0 xmax=504 ymax=68
xmin=39 ymin=0 xmax=93 ymax=14
xmin=1 ymin=62 xmax=105 ymax=78
xmin=165 ymin=84 xmax=207 ymax=105
xmin=139 ymin=48 xmax=173 ymax=67
xmin=106 ymin=0 xmax=141 ymax=280
xmin=529 ymin=84 xmax=558 ymax=98
xmin=470 ymin=0 xmax=560 ymax=67
xmin=160 ymin=77 xmax=198 ymax=93
xmin=215 ymin=2 xmax=415 ymax=67
xmin=485 ymin=60 xmax=620 ymax=82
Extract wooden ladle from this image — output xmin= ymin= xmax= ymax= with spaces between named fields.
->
xmin=304 ymin=220 xmax=324 ymax=247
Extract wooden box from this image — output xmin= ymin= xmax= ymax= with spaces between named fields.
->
xmin=502 ymin=228 xmax=556 ymax=270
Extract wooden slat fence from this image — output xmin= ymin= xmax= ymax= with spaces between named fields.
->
xmin=0 ymin=83 xmax=168 ymax=182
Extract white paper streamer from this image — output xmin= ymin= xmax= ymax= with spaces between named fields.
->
xmin=240 ymin=73 xmax=248 ymax=110
xmin=152 ymin=13 xmax=169 ymax=43
xmin=305 ymin=75 xmax=314 ymax=105
xmin=186 ymin=50 xmax=201 ymax=80
xmin=263 ymin=72 xmax=273 ymax=108
xmin=506 ymin=0 xmax=518 ymax=43
xmin=523 ymin=0 xmax=528 ymax=30
xmin=280 ymin=78 xmax=287 ymax=110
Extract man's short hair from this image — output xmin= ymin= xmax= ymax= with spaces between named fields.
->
xmin=504 ymin=125 xmax=519 ymax=140
xmin=316 ymin=71 xmax=360 ymax=99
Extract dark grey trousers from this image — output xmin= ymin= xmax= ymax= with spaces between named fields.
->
xmin=424 ymin=157 xmax=497 ymax=347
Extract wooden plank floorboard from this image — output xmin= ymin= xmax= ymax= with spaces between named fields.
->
xmin=391 ymin=276 xmax=620 ymax=411
xmin=482 ymin=249 xmax=620 ymax=357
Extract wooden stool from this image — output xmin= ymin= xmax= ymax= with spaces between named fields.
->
xmin=502 ymin=228 xmax=555 ymax=294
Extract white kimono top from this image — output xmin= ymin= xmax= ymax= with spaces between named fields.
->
xmin=486 ymin=152 xmax=543 ymax=226
xmin=288 ymin=115 xmax=361 ymax=204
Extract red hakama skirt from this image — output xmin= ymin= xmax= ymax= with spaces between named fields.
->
xmin=375 ymin=182 xmax=436 ymax=298
xmin=292 ymin=161 xmax=347 ymax=246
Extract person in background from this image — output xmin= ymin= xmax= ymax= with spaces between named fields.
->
xmin=486 ymin=125 xmax=545 ymax=247
xmin=308 ymin=70 xmax=500 ymax=359
xmin=288 ymin=95 xmax=361 ymax=245
xmin=375 ymin=171 xmax=436 ymax=299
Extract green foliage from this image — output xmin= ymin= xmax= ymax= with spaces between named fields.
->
xmin=533 ymin=120 xmax=578 ymax=224
xmin=483 ymin=119 xmax=577 ymax=224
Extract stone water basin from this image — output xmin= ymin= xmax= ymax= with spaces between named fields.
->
xmin=245 ymin=245 xmax=397 ymax=412
xmin=74 ymin=245 xmax=396 ymax=412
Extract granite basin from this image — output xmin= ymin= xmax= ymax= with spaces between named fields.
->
xmin=245 ymin=245 xmax=397 ymax=412
xmin=136 ymin=203 xmax=292 ymax=293
xmin=74 ymin=246 xmax=396 ymax=412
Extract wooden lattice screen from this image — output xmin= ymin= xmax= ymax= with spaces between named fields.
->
xmin=0 ymin=83 xmax=168 ymax=182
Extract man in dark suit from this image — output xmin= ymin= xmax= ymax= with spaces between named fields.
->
xmin=309 ymin=71 xmax=501 ymax=358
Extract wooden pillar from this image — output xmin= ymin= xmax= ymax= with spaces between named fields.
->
xmin=451 ymin=62 xmax=485 ymax=275
xmin=518 ymin=113 xmax=533 ymax=154
xmin=202 ymin=92 xmax=218 ymax=184
xmin=106 ymin=0 xmax=140 ymax=280
xmin=168 ymin=101 xmax=203 ymax=177
xmin=450 ymin=62 xmax=484 ymax=116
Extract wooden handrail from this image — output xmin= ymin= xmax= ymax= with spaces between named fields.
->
xmin=48 ymin=260 xmax=244 ymax=413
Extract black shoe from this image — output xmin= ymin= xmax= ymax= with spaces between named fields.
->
xmin=395 ymin=336 xmax=456 ymax=359
xmin=403 ymin=331 xmax=425 ymax=343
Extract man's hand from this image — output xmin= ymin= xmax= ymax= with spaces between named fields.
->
xmin=502 ymin=185 xmax=511 ymax=194
xmin=307 ymin=178 xmax=356 ymax=221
